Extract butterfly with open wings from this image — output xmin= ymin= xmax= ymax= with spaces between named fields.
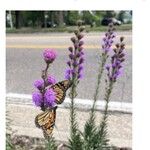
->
xmin=35 ymin=80 xmax=72 ymax=137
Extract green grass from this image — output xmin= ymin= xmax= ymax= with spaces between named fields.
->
xmin=6 ymin=24 xmax=132 ymax=34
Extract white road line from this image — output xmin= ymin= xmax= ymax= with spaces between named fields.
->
xmin=6 ymin=93 xmax=132 ymax=113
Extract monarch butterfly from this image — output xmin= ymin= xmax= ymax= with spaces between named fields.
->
xmin=35 ymin=80 xmax=72 ymax=136
xmin=51 ymin=80 xmax=72 ymax=104
xmin=35 ymin=106 xmax=57 ymax=137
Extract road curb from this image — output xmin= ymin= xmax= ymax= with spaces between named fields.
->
xmin=6 ymin=93 xmax=132 ymax=113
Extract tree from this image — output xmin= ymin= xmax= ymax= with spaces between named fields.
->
xmin=65 ymin=11 xmax=81 ymax=26
xmin=57 ymin=11 xmax=64 ymax=27
xmin=118 ymin=11 xmax=126 ymax=22
xmin=82 ymin=11 xmax=95 ymax=26
xmin=15 ymin=11 xmax=20 ymax=29
xmin=104 ymin=11 xmax=116 ymax=18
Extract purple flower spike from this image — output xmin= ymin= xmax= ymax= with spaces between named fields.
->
xmin=67 ymin=61 xmax=71 ymax=67
xmin=106 ymin=37 xmax=125 ymax=82
xmin=105 ymin=64 xmax=110 ymax=71
xmin=32 ymin=91 xmax=43 ymax=107
xmin=47 ymin=75 xmax=56 ymax=85
xmin=33 ymin=79 xmax=44 ymax=90
xmin=101 ymin=25 xmax=116 ymax=53
xmin=71 ymin=69 xmax=76 ymax=77
xmin=65 ymin=69 xmax=71 ymax=80
xmin=73 ymin=61 xmax=78 ymax=67
xmin=65 ymin=24 xmax=85 ymax=81
xmin=44 ymin=89 xmax=56 ymax=107
xmin=43 ymin=49 xmax=57 ymax=64
xmin=69 ymin=53 xmax=74 ymax=60
xmin=79 ymin=41 xmax=84 ymax=47
xmin=68 ymin=47 xmax=73 ymax=52
xmin=79 ymin=57 xmax=85 ymax=64
xmin=78 ymin=65 xmax=84 ymax=73
xmin=80 ymin=51 xmax=84 ymax=56
xmin=79 ymin=46 xmax=84 ymax=51
xmin=78 ymin=73 xmax=83 ymax=79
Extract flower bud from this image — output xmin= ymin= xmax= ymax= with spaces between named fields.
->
xmin=77 ymin=34 xmax=84 ymax=40
xmin=115 ymin=43 xmax=120 ymax=48
xmin=43 ymin=49 xmax=57 ymax=64
xmin=69 ymin=53 xmax=74 ymax=60
xmin=79 ymin=26 xmax=85 ymax=32
xmin=79 ymin=41 xmax=84 ymax=47
xmin=71 ymin=37 xmax=76 ymax=43
xmin=68 ymin=46 xmax=73 ymax=52
xmin=120 ymin=36 xmax=124 ymax=42
xmin=33 ymin=79 xmax=44 ymax=90
xmin=67 ymin=61 xmax=71 ymax=67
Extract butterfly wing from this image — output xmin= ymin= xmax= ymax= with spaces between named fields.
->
xmin=35 ymin=106 xmax=57 ymax=136
xmin=51 ymin=80 xmax=72 ymax=104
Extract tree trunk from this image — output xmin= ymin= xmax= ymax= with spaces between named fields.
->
xmin=15 ymin=11 xmax=20 ymax=29
xmin=57 ymin=11 xmax=64 ymax=27
xmin=9 ymin=11 xmax=13 ymax=29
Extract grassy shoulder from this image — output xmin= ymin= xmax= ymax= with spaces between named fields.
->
xmin=6 ymin=24 xmax=132 ymax=34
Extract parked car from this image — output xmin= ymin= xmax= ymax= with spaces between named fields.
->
xmin=41 ymin=22 xmax=57 ymax=28
xmin=101 ymin=18 xmax=121 ymax=26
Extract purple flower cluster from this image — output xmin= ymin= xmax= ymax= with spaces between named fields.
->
xmin=43 ymin=49 xmax=57 ymax=64
xmin=33 ymin=79 xmax=44 ymax=90
xmin=102 ymin=23 xmax=116 ymax=53
xmin=65 ymin=25 xmax=85 ymax=80
xmin=106 ymin=37 xmax=125 ymax=82
xmin=44 ymin=89 xmax=56 ymax=107
xmin=32 ymin=49 xmax=57 ymax=109
xmin=47 ymin=75 xmax=56 ymax=85
xmin=32 ymin=88 xmax=56 ymax=108
xmin=32 ymin=91 xmax=43 ymax=107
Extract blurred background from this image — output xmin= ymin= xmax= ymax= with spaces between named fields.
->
xmin=6 ymin=11 xmax=132 ymax=32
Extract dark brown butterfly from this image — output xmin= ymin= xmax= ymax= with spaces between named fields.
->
xmin=35 ymin=106 xmax=57 ymax=137
xmin=51 ymin=80 xmax=72 ymax=104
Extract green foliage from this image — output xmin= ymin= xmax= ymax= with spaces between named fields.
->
xmin=45 ymin=136 xmax=57 ymax=150
xmin=68 ymin=84 xmax=83 ymax=150
xmin=117 ymin=11 xmax=126 ymax=22
xmin=66 ymin=11 xmax=81 ymax=26
xmin=21 ymin=11 xmax=44 ymax=27
xmin=82 ymin=112 xmax=98 ymax=150
xmin=6 ymin=135 xmax=15 ymax=150
xmin=6 ymin=110 xmax=15 ymax=150
xmin=6 ymin=11 xmax=131 ymax=29
xmin=82 ymin=11 xmax=95 ymax=26
xmin=104 ymin=11 xmax=116 ymax=18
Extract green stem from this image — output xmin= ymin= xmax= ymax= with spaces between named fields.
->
xmin=90 ymin=53 xmax=107 ymax=118
xmin=70 ymin=77 xmax=77 ymax=135
xmin=41 ymin=63 xmax=50 ymax=111
xmin=99 ymin=81 xmax=114 ymax=143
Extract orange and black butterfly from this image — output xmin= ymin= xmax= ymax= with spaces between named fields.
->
xmin=35 ymin=80 xmax=72 ymax=136
xmin=35 ymin=106 xmax=57 ymax=137
xmin=51 ymin=80 xmax=72 ymax=104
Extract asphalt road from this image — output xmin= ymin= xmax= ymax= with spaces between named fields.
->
xmin=6 ymin=31 xmax=132 ymax=103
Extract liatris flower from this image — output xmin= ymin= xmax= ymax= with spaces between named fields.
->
xmin=33 ymin=79 xmax=44 ymax=90
xmin=65 ymin=24 xmax=85 ymax=81
xmin=47 ymin=75 xmax=56 ymax=85
xmin=102 ymin=23 xmax=116 ymax=54
xmin=44 ymin=88 xmax=56 ymax=107
xmin=32 ymin=49 xmax=57 ymax=110
xmin=32 ymin=91 xmax=43 ymax=107
xmin=106 ymin=36 xmax=125 ymax=82
xmin=43 ymin=49 xmax=57 ymax=64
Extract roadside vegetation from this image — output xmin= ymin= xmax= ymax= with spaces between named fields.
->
xmin=6 ymin=11 xmax=132 ymax=150
xmin=6 ymin=11 xmax=132 ymax=33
